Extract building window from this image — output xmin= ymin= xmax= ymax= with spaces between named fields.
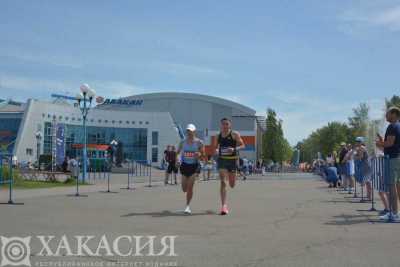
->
xmin=65 ymin=117 xmax=69 ymax=121
xmin=43 ymin=122 xmax=53 ymax=154
xmin=72 ymin=117 xmax=75 ymax=121
xmin=145 ymin=121 xmax=149 ymax=125
xmin=112 ymin=120 xmax=115 ymax=124
xmin=59 ymin=116 xmax=63 ymax=120
xmin=105 ymin=120 xmax=108 ymax=123
xmin=132 ymin=121 xmax=135 ymax=124
xmin=98 ymin=119 xmax=102 ymax=123
xmin=90 ymin=119 xmax=94 ymax=122
xmin=139 ymin=121 xmax=143 ymax=125
xmin=152 ymin=147 xmax=158 ymax=163
xmin=119 ymin=120 xmax=122 ymax=124
xmin=42 ymin=114 xmax=45 ymax=118
xmin=26 ymin=148 xmax=33 ymax=156
xmin=152 ymin=131 xmax=158 ymax=146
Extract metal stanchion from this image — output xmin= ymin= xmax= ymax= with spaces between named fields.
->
xmin=369 ymin=157 xmax=377 ymax=211
xmin=122 ymin=161 xmax=135 ymax=190
xmin=147 ymin=161 xmax=153 ymax=187
xmin=8 ymin=158 xmax=14 ymax=204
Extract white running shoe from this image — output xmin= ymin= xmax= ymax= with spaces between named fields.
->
xmin=392 ymin=213 xmax=400 ymax=222
xmin=184 ymin=206 xmax=192 ymax=215
xmin=380 ymin=212 xmax=393 ymax=221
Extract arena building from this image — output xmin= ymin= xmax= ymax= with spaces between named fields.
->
xmin=0 ymin=92 xmax=266 ymax=167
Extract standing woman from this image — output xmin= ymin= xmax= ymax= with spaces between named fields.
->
xmin=177 ymin=124 xmax=205 ymax=214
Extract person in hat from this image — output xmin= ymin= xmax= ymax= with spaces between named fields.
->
xmin=176 ymin=123 xmax=205 ymax=215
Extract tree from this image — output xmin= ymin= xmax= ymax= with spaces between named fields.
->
xmin=297 ymin=122 xmax=352 ymax=163
xmin=348 ymin=102 xmax=369 ymax=138
xmin=262 ymin=109 xmax=293 ymax=163
xmin=386 ymin=95 xmax=400 ymax=109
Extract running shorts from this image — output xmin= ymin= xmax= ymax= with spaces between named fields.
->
xmin=217 ymin=158 xmax=237 ymax=173
xmin=180 ymin=162 xmax=199 ymax=177
xmin=167 ymin=162 xmax=178 ymax=174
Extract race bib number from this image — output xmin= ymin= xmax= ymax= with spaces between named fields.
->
xmin=220 ymin=147 xmax=234 ymax=156
xmin=183 ymin=151 xmax=196 ymax=159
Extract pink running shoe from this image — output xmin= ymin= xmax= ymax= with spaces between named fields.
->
xmin=220 ymin=205 xmax=229 ymax=215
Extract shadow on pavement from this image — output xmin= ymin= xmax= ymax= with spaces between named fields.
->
xmin=325 ymin=214 xmax=373 ymax=226
xmin=121 ymin=210 xmax=216 ymax=218
xmin=321 ymin=199 xmax=366 ymax=204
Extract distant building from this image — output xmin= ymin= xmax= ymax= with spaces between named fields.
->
xmin=0 ymin=92 xmax=266 ymax=165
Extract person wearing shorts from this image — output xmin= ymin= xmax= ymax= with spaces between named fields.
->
xmin=212 ymin=118 xmax=245 ymax=215
xmin=165 ymin=145 xmax=178 ymax=185
xmin=177 ymin=124 xmax=205 ymax=215
xmin=377 ymin=107 xmax=400 ymax=221
xmin=355 ymin=137 xmax=372 ymax=200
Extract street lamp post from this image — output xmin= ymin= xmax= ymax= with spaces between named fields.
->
xmin=76 ymin=84 xmax=96 ymax=184
xmin=35 ymin=131 xmax=42 ymax=170
xmin=110 ymin=139 xmax=118 ymax=167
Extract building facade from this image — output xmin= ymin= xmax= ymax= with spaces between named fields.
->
xmin=2 ymin=99 xmax=180 ymax=165
xmin=0 ymin=92 xmax=265 ymax=166
xmin=97 ymin=92 xmax=262 ymax=159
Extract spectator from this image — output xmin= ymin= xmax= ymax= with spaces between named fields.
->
xmin=324 ymin=164 xmax=339 ymax=188
xmin=354 ymin=137 xmax=372 ymax=200
xmin=338 ymin=142 xmax=348 ymax=189
xmin=68 ymin=157 xmax=80 ymax=180
xmin=343 ymin=144 xmax=356 ymax=194
xmin=204 ymin=155 xmax=214 ymax=181
xmin=164 ymin=145 xmax=178 ymax=185
xmin=62 ymin=157 xmax=69 ymax=173
xmin=249 ymin=160 xmax=254 ymax=175
xmin=376 ymin=107 xmax=400 ymax=221
xmin=242 ymin=157 xmax=249 ymax=175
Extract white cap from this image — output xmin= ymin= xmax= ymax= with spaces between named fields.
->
xmin=186 ymin=124 xmax=196 ymax=132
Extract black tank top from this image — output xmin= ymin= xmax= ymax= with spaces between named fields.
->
xmin=218 ymin=131 xmax=237 ymax=159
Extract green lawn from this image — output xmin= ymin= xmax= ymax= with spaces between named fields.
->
xmin=1 ymin=178 xmax=89 ymax=189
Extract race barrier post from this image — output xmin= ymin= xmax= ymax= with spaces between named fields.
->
xmin=126 ymin=160 xmax=152 ymax=188
xmin=0 ymin=153 xmax=15 ymax=204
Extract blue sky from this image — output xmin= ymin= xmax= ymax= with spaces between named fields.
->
xmin=1 ymin=0 xmax=400 ymax=144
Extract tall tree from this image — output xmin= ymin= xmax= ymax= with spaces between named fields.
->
xmin=262 ymin=109 xmax=293 ymax=163
xmin=348 ymin=102 xmax=369 ymax=138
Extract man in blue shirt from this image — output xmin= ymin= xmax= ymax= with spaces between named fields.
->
xmin=376 ymin=107 xmax=400 ymax=221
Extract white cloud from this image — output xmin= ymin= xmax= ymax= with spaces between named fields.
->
xmin=154 ymin=62 xmax=229 ymax=78
xmin=0 ymin=51 xmax=83 ymax=69
xmin=339 ymin=3 xmax=400 ymax=32
xmin=0 ymin=74 xmax=75 ymax=92
xmin=0 ymin=74 xmax=150 ymax=100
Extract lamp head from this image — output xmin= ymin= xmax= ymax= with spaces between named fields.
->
xmin=80 ymin=84 xmax=91 ymax=94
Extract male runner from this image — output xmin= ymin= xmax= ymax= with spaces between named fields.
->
xmin=212 ymin=118 xmax=245 ymax=215
xmin=177 ymin=124 xmax=205 ymax=214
